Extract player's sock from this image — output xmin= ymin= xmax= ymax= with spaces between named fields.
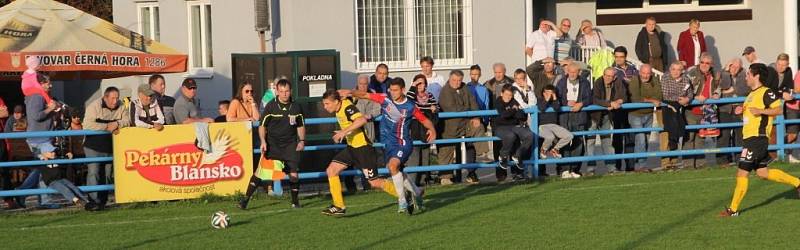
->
xmin=402 ymin=173 xmax=421 ymax=196
xmin=729 ymin=177 xmax=748 ymax=212
xmin=766 ymin=169 xmax=800 ymax=187
xmin=290 ymin=180 xmax=300 ymax=206
xmin=327 ymin=176 xmax=345 ymax=208
xmin=391 ymin=172 xmax=407 ymax=205
xmin=381 ymin=180 xmax=399 ymax=198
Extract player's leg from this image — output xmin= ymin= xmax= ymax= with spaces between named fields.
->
xmin=722 ymin=138 xmax=758 ymax=217
xmin=322 ymin=161 xmax=348 ymax=215
xmin=722 ymin=168 xmax=749 ymax=217
xmin=757 ymin=167 xmax=800 ymax=189
xmin=386 ymin=156 xmax=410 ymax=214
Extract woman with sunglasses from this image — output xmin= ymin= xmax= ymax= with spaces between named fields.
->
xmin=226 ymin=81 xmax=260 ymax=122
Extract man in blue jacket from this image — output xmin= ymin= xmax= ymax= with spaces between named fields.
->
xmin=467 ymin=65 xmax=492 ymax=166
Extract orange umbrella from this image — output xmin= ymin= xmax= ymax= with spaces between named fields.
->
xmin=0 ymin=0 xmax=187 ymax=80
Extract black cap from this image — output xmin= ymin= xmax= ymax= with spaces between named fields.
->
xmin=742 ymin=46 xmax=755 ymax=56
xmin=182 ymin=78 xmax=197 ymax=88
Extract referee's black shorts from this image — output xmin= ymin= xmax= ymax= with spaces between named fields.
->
xmin=332 ymin=146 xmax=380 ymax=180
xmin=739 ymin=136 xmax=770 ymax=172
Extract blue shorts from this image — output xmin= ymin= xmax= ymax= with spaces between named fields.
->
xmin=384 ymin=144 xmax=412 ymax=165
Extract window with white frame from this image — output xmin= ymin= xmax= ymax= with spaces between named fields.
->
xmin=597 ymin=0 xmax=747 ymax=14
xmin=355 ymin=0 xmax=472 ymax=71
xmin=187 ymin=0 xmax=213 ymax=68
xmin=137 ymin=2 xmax=160 ymax=41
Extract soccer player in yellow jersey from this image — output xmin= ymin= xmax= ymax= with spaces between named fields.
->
xmin=721 ymin=63 xmax=800 ymax=217
xmin=320 ymin=89 xmax=402 ymax=216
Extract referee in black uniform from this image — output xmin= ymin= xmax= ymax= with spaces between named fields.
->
xmin=259 ymin=79 xmax=305 ymax=208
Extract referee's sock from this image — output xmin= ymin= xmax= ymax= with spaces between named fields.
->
xmin=244 ymin=176 xmax=262 ymax=199
xmin=290 ymin=180 xmax=300 ymax=206
xmin=766 ymin=169 xmax=800 ymax=187
xmin=729 ymin=177 xmax=748 ymax=212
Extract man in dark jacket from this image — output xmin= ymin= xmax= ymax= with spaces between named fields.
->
xmin=438 ymin=70 xmax=480 ymax=185
xmin=368 ymin=63 xmax=392 ymax=94
xmin=556 ymin=62 xmax=592 ymax=177
xmin=590 ymin=68 xmax=628 ymax=174
xmin=634 ymin=17 xmax=669 ymax=72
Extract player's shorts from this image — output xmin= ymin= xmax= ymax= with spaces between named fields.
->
xmin=384 ymin=144 xmax=413 ymax=166
xmin=739 ymin=136 xmax=770 ymax=172
xmin=332 ymin=146 xmax=379 ymax=180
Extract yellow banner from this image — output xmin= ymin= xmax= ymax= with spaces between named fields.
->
xmin=113 ymin=122 xmax=253 ymax=203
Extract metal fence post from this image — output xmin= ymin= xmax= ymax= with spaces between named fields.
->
xmin=530 ymin=108 xmax=540 ymax=178
xmin=777 ymin=114 xmax=786 ymax=161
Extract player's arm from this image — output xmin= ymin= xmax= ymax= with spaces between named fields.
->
xmin=413 ymin=108 xmax=437 ymax=143
xmin=750 ymin=90 xmax=783 ymax=116
xmin=333 ymin=106 xmax=367 ymax=143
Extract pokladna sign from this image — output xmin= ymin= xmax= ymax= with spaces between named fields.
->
xmin=113 ymin=122 xmax=253 ymax=203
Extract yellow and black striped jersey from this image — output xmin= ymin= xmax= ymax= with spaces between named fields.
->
xmin=742 ymin=86 xmax=781 ymax=139
xmin=336 ymin=99 xmax=370 ymax=148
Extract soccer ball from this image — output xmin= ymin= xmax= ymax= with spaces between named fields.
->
xmin=211 ymin=211 xmax=230 ymax=229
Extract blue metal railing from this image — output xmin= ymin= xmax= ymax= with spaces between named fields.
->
xmin=1 ymin=95 xmax=799 ymax=198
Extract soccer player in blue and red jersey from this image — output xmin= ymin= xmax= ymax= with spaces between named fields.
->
xmin=340 ymin=77 xmax=436 ymax=214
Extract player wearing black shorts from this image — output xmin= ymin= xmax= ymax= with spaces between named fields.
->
xmin=320 ymin=90 xmax=403 ymax=216
xmin=721 ymin=63 xmax=800 ymax=217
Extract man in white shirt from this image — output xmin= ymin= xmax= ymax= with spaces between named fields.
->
xmin=420 ymin=56 xmax=445 ymax=99
xmin=526 ymin=19 xmax=561 ymax=62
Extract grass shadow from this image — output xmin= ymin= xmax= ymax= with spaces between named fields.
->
xmin=620 ymin=181 xmax=768 ymax=249
xmin=345 ymin=203 xmax=394 ymax=218
xmin=352 ymin=184 xmax=542 ymax=249
xmin=113 ymin=220 xmax=252 ymax=249
xmin=742 ymin=189 xmax=798 ymax=214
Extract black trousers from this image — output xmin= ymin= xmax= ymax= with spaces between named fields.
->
xmin=557 ymin=113 xmax=586 ymax=174
xmin=662 ymin=102 xmax=688 ymax=151
xmin=612 ymin=110 xmax=636 ymax=171
xmin=717 ymin=111 xmax=743 ymax=164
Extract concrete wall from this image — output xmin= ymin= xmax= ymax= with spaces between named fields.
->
xmin=110 ymin=0 xmax=260 ymax=117
xmin=550 ymin=0 xmax=788 ymax=69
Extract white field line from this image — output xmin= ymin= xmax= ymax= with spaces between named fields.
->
xmin=4 ymin=176 xmax=735 ymax=231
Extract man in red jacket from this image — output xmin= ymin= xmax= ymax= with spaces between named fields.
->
xmin=677 ymin=19 xmax=707 ymax=68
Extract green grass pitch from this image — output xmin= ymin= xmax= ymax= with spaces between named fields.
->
xmin=2 ymin=164 xmax=800 ymax=249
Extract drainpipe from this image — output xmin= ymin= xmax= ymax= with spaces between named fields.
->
xmin=785 ymin=0 xmax=798 ymax=72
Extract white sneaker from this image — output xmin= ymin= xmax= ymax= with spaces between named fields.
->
xmin=560 ymin=171 xmax=573 ymax=179
xmin=789 ymin=154 xmax=800 ymax=164
xmin=569 ymin=172 xmax=581 ymax=179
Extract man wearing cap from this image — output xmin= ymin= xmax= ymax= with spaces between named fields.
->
xmin=173 ymin=78 xmax=214 ymax=124
xmin=131 ymin=84 xmax=165 ymax=130
xmin=742 ymin=46 xmax=763 ymax=69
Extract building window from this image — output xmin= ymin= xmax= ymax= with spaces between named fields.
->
xmin=355 ymin=0 xmax=472 ymax=71
xmin=597 ymin=0 xmax=746 ymax=14
xmin=137 ymin=2 xmax=160 ymax=41
xmin=188 ymin=0 xmax=213 ymax=68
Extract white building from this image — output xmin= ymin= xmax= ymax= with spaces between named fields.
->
xmin=103 ymin=0 xmax=799 ymax=116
